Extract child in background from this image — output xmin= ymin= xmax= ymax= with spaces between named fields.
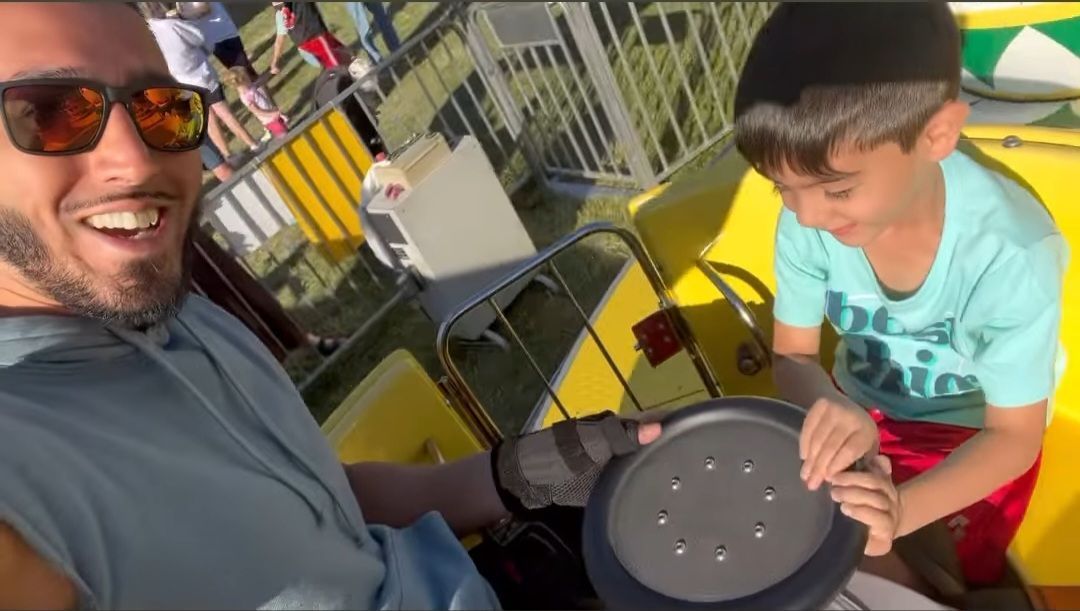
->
xmin=222 ymin=66 xmax=289 ymax=140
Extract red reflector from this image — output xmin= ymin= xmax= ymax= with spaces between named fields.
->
xmin=631 ymin=309 xmax=683 ymax=367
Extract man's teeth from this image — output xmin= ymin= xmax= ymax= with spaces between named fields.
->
xmin=86 ymin=209 xmax=160 ymax=231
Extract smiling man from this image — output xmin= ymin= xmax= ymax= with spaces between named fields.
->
xmin=0 ymin=4 xmax=658 ymax=609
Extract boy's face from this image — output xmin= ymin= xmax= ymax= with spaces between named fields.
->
xmin=766 ymin=101 xmax=969 ymax=248
xmin=768 ymin=143 xmax=928 ymax=247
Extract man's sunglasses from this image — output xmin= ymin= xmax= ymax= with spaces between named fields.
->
xmin=0 ymin=79 xmax=209 ymax=155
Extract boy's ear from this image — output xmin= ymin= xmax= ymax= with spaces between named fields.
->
xmin=920 ymin=100 xmax=970 ymax=162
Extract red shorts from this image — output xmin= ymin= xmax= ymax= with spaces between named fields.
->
xmin=869 ymin=409 xmax=1041 ymax=586
xmin=299 ymin=33 xmax=352 ymax=69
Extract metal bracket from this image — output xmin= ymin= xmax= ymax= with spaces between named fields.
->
xmin=695 ymin=255 xmax=772 ymax=374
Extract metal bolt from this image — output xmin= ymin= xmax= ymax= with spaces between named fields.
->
xmin=671 ymin=477 xmax=681 ymax=491
xmin=704 ymin=456 xmax=716 ymax=470
xmin=715 ymin=545 xmax=727 ymax=561
xmin=743 ymin=460 xmax=754 ymax=473
xmin=754 ymin=522 xmax=766 ymax=538
xmin=674 ymin=539 xmax=687 ymax=555
xmin=657 ymin=510 xmax=669 ymax=526
xmin=764 ymin=487 xmax=776 ymax=501
xmin=1002 ymin=135 xmax=1023 ymax=148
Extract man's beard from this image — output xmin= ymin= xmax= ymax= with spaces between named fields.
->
xmin=0 ymin=208 xmax=194 ymax=328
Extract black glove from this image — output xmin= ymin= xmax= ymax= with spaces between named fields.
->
xmin=491 ymin=410 xmax=644 ymax=515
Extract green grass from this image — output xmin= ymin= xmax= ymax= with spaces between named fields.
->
xmin=213 ymin=3 xmax=770 ymax=433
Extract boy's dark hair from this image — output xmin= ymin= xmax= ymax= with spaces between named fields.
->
xmin=734 ymin=2 xmax=961 ymax=178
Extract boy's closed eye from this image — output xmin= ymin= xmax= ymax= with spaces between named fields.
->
xmin=771 ymin=182 xmax=856 ymax=201
xmin=825 ymin=187 xmax=855 ymax=201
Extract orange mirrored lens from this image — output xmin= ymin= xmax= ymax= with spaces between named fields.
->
xmin=132 ymin=87 xmax=205 ymax=150
xmin=2 ymin=84 xmax=104 ymax=152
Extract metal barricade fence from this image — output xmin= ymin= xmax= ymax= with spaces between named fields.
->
xmin=200 ymin=1 xmax=774 ymax=406
xmin=462 ymin=2 xmax=774 ymax=189
xmin=200 ymin=4 xmax=533 ymax=398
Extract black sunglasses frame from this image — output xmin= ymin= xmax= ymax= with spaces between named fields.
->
xmin=0 ymin=78 xmax=210 ymax=156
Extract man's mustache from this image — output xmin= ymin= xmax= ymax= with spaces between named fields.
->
xmin=61 ymin=190 xmax=180 ymax=214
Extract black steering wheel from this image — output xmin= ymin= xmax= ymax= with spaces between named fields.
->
xmin=582 ymin=397 xmax=868 ymax=610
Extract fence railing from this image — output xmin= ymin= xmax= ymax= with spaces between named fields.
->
xmin=200 ymin=1 xmax=774 ymax=413
xmin=461 ymin=2 xmax=774 ymax=188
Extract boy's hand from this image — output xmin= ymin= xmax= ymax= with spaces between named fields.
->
xmin=800 ymin=395 xmax=878 ymax=490
xmin=829 ymin=455 xmax=901 ymax=556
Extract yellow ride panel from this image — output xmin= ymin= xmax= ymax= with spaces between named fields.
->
xmin=262 ymin=109 xmax=376 ymax=263
xmin=322 ymin=349 xmax=484 ymax=465
xmin=540 ymin=261 xmax=709 ymax=429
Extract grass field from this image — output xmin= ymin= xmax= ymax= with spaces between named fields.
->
xmin=212 ymin=2 xmax=768 ymax=433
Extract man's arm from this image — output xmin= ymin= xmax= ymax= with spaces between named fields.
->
xmin=343 ymin=414 xmax=662 ymax=537
xmin=343 ymin=452 xmax=509 ymax=538
xmin=894 ymin=400 xmax=1045 ymax=537
xmin=0 ymin=522 xmax=76 ymax=610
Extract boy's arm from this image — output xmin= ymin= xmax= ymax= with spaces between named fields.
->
xmin=774 ymin=321 xmax=880 ymax=489
xmin=773 ymin=321 xmax=841 ymax=408
xmin=894 ymin=400 xmax=1045 ymax=537
xmin=769 ymin=209 xmax=879 ymax=487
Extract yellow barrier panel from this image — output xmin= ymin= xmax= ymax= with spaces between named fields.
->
xmin=263 ymin=109 xmax=377 ymax=263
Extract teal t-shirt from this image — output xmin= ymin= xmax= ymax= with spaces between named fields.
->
xmin=773 ymin=149 xmax=1069 ymax=428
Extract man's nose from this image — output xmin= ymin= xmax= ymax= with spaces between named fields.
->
xmin=87 ymin=101 xmax=157 ymax=181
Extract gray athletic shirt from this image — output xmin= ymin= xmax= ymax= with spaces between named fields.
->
xmin=0 ymin=296 xmax=500 ymax=609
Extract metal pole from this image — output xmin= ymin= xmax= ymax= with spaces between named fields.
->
xmin=486 ymin=297 xmax=573 ymax=422
xmin=627 ymin=2 xmax=689 ymax=157
xmin=655 ymin=2 xmax=710 ymax=143
xmin=597 ymin=2 xmax=668 ymax=174
xmin=548 ymin=262 xmax=644 ymax=411
xmin=562 ymin=2 xmax=657 ymax=189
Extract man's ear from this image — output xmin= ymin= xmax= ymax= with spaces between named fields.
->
xmin=920 ymin=100 xmax=970 ymax=162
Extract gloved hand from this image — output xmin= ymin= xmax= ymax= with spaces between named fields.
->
xmin=491 ymin=410 xmax=661 ymax=515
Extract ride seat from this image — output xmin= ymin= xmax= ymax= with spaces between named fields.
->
xmin=321 ymin=349 xmax=485 ymax=465
xmin=629 ymin=125 xmax=1080 ymax=588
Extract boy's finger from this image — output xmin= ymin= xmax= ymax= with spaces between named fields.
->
xmin=800 ymin=402 xmax=827 ymax=460
xmin=839 ymin=503 xmax=893 ymax=538
xmin=830 ymin=485 xmax=891 ymax=512
xmin=872 ymin=454 xmax=893 ymax=476
xmin=828 ymin=472 xmax=898 ymax=503
xmin=801 ymin=410 xmax=837 ymax=476
xmin=822 ymin=442 xmax=865 ymax=484
xmin=805 ymin=427 xmax=848 ymax=489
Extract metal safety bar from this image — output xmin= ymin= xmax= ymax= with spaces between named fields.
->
xmin=436 ymin=222 xmax=722 ymax=445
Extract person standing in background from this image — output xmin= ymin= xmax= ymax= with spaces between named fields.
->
xmin=274 ymin=4 xmax=321 ymax=69
xmin=141 ymin=2 xmax=261 ymax=153
xmin=271 ymin=2 xmax=353 ymax=73
xmin=178 ymin=2 xmax=259 ymax=80
xmin=364 ymin=2 xmax=401 ymax=53
xmin=222 ymin=66 xmax=290 ymax=140
xmin=196 ymin=141 xmax=345 ymax=361
xmin=345 ymin=2 xmax=400 ymax=65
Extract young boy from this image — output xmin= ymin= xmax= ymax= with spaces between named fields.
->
xmin=733 ymin=2 xmax=1068 ymax=592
